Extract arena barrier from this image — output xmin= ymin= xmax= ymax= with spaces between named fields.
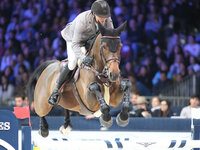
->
xmin=0 ymin=110 xmax=31 ymax=150
xmin=0 ymin=110 xmax=200 ymax=150
xmin=33 ymin=138 xmax=200 ymax=150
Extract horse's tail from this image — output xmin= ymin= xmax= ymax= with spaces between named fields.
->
xmin=27 ymin=60 xmax=58 ymax=102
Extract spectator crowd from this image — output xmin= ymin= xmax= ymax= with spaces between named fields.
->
xmin=0 ymin=0 xmax=200 ymax=118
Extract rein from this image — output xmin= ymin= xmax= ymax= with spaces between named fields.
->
xmin=81 ymin=36 xmax=120 ymax=87
xmin=101 ymin=36 xmax=120 ymax=39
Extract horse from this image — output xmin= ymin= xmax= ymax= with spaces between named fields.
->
xmin=27 ymin=21 xmax=131 ymax=137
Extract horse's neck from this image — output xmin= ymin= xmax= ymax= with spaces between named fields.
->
xmin=90 ymin=34 xmax=104 ymax=71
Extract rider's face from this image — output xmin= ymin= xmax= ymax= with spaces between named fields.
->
xmin=94 ymin=14 xmax=107 ymax=25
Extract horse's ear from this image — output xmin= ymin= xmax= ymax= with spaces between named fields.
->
xmin=97 ymin=21 xmax=106 ymax=36
xmin=116 ymin=21 xmax=127 ymax=35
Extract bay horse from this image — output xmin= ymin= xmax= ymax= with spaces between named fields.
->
xmin=27 ymin=21 xmax=131 ymax=137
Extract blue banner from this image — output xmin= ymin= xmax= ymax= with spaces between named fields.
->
xmin=0 ymin=110 xmax=18 ymax=150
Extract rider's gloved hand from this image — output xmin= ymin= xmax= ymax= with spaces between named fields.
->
xmin=82 ymin=56 xmax=93 ymax=66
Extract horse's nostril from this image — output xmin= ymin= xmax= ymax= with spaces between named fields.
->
xmin=109 ymin=72 xmax=119 ymax=82
xmin=110 ymin=72 xmax=113 ymax=78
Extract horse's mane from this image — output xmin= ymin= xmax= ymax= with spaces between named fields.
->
xmin=27 ymin=60 xmax=58 ymax=102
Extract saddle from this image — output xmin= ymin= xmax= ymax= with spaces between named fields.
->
xmin=59 ymin=60 xmax=79 ymax=84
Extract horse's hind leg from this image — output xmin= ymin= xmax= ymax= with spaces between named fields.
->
xmin=116 ymin=79 xmax=132 ymax=127
xmin=59 ymin=109 xmax=72 ymax=136
xmin=89 ymin=82 xmax=113 ymax=128
xmin=39 ymin=117 xmax=49 ymax=137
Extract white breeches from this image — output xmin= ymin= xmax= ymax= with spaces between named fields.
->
xmin=67 ymin=42 xmax=77 ymax=70
xmin=67 ymin=42 xmax=87 ymax=70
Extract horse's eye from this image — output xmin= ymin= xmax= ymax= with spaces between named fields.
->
xmin=103 ymin=46 xmax=106 ymax=49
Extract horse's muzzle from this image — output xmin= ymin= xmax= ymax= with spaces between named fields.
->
xmin=109 ymin=72 xmax=120 ymax=82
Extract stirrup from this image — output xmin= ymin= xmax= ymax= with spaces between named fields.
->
xmin=48 ymin=92 xmax=61 ymax=105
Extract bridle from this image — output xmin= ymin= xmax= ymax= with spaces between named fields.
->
xmin=99 ymin=35 xmax=121 ymax=79
xmin=82 ymin=35 xmax=121 ymax=87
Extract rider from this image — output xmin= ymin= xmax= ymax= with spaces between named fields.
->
xmin=48 ymin=0 xmax=114 ymax=105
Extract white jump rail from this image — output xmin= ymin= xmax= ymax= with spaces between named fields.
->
xmin=33 ymin=138 xmax=200 ymax=150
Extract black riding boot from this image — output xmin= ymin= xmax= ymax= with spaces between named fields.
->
xmin=48 ymin=64 xmax=72 ymax=105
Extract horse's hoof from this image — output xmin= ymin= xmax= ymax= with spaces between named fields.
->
xmin=59 ymin=125 xmax=72 ymax=136
xmin=116 ymin=113 xmax=129 ymax=127
xmin=38 ymin=129 xmax=49 ymax=138
xmin=99 ymin=115 xmax=113 ymax=128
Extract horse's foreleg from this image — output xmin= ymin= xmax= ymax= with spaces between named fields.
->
xmin=89 ymin=82 xmax=113 ymax=128
xmin=38 ymin=117 xmax=49 ymax=137
xmin=60 ymin=109 xmax=72 ymax=136
xmin=64 ymin=109 xmax=72 ymax=128
xmin=116 ymin=79 xmax=132 ymax=127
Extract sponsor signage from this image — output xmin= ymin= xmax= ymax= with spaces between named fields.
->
xmin=0 ymin=110 xmax=18 ymax=150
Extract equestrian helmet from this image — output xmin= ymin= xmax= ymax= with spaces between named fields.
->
xmin=91 ymin=0 xmax=111 ymax=18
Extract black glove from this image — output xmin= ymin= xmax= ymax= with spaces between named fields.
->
xmin=82 ymin=56 xmax=93 ymax=66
